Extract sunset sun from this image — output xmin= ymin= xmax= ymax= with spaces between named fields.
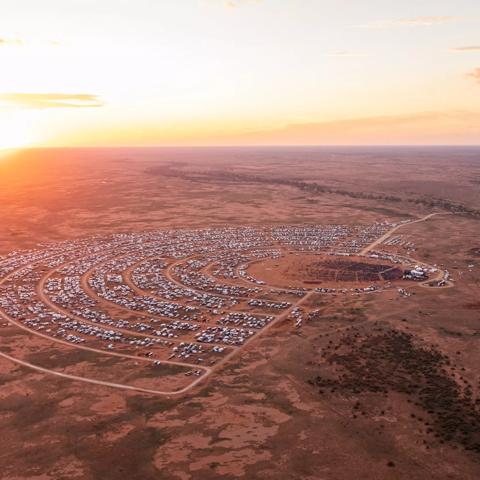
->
xmin=0 ymin=112 xmax=37 ymax=149
xmin=0 ymin=125 xmax=31 ymax=150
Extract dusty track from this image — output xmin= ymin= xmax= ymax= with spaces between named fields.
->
xmin=0 ymin=262 xmax=211 ymax=395
xmin=0 ymin=349 xmax=208 ymax=396
xmin=359 ymin=212 xmax=447 ymax=256
xmin=359 ymin=212 xmax=454 ymax=289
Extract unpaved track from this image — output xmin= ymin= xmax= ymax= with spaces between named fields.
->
xmin=0 ymin=349 xmax=208 ymax=396
xmin=0 ymin=306 xmax=211 ymax=395
xmin=206 ymin=290 xmax=315 ymax=375
xmin=359 ymin=212 xmax=454 ymax=289
xmin=359 ymin=212 xmax=446 ymax=256
xmin=0 ymin=262 xmax=211 ymax=395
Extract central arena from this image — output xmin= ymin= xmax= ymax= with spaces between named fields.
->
xmin=247 ymin=253 xmax=405 ymax=289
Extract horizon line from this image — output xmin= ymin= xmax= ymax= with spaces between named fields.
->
xmin=3 ymin=144 xmax=480 ymax=152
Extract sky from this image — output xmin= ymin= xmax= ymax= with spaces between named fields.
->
xmin=0 ymin=0 xmax=480 ymax=148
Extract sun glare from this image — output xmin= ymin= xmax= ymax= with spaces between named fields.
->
xmin=0 ymin=113 xmax=37 ymax=150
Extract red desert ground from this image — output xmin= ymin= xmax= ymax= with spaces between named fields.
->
xmin=0 ymin=146 xmax=479 ymax=479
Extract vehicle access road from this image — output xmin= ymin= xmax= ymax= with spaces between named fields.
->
xmin=359 ymin=212 xmax=446 ymax=256
xmin=359 ymin=212 xmax=454 ymax=288
xmin=0 ymin=261 xmax=211 ymax=396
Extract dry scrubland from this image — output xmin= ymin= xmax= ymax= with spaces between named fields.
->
xmin=0 ymin=147 xmax=479 ymax=480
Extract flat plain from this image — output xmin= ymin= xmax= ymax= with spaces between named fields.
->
xmin=0 ymin=146 xmax=479 ymax=480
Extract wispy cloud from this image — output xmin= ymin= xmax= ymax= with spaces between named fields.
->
xmin=224 ymin=0 xmax=262 ymax=8
xmin=0 ymin=93 xmax=103 ymax=109
xmin=468 ymin=68 xmax=480 ymax=83
xmin=323 ymin=51 xmax=368 ymax=58
xmin=217 ymin=110 xmax=480 ymax=145
xmin=0 ymin=37 xmax=24 ymax=47
xmin=450 ymin=46 xmax=480 ymax=52
xmin=0 ymin=36 xmax=61 ymax=48
xmin=359 ymin=16 xmax=459 ymax=29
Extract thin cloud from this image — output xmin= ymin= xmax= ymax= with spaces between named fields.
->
xmin=468 ymin=68 xmax=480 ymax=83
xmin=450 ymin=46 xmax=480 ymax=52
xmin=359 ymin=16 xmax=459 ymax=29
xmin=0 ymin=37 xmax=61 ymax=47
xmin=0 ymin=93 xmax=103 ymax=109
xmin=324 ymin=51 xmax=368 ymax=58
xmin=223 ymin=0 xmax=262 ymax=8
xmin=0 ymin=37 xmax=24 ymax=47
xmin=218 ymin=110 xmax=480 ymax=145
